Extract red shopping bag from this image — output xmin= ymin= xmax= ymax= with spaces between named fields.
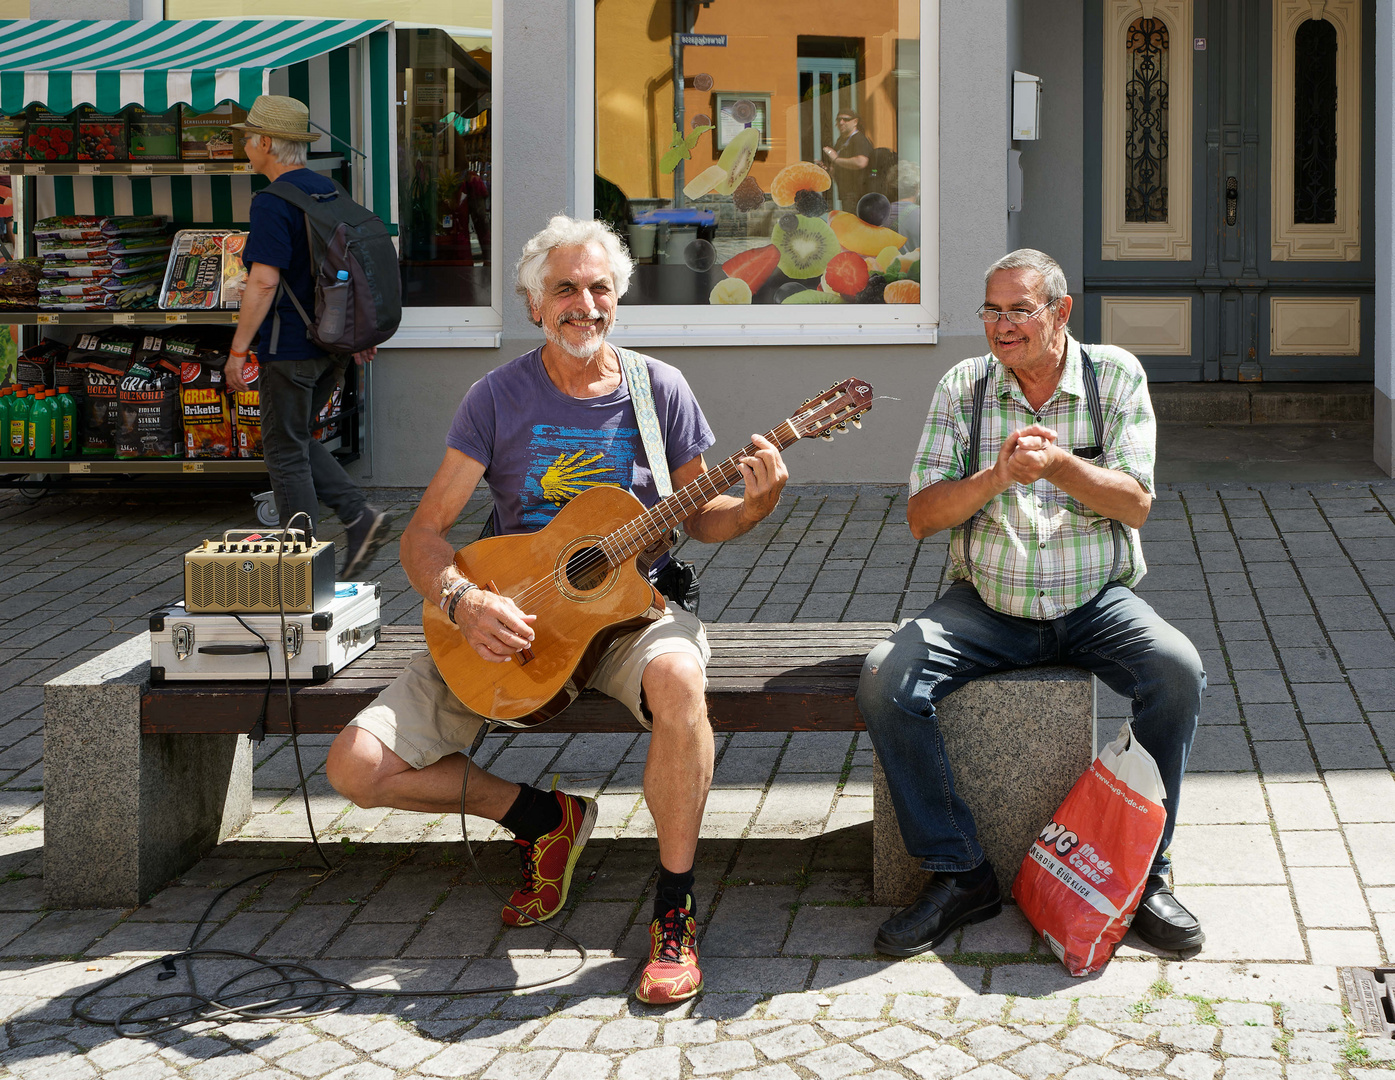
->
xmin=1012 ymin=721 xmax=1167 ymax=975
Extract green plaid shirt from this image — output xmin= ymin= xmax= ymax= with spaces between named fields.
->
xmin=909 ymin=338 xmax=1156 ymax=619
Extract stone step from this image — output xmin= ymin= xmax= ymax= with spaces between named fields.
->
xmin=1149 ymin=381 xmax=1373 ymax=424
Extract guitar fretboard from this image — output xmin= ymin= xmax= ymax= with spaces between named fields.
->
xmin=600 ymin=419 xmax=803 ymax=566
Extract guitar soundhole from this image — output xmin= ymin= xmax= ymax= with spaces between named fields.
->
xmin=564 ymin=546 xmax=610 ymax=592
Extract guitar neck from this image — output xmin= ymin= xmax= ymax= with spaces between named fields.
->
xmin=604 ymin=419 xmax=803 ymax=565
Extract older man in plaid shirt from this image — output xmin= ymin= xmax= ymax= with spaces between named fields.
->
xmin=858 ymin=249 xmax=1205 ymax=958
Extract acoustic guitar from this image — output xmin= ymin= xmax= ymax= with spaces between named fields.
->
xmin=424 ymin=377 xmax=874 ymax=727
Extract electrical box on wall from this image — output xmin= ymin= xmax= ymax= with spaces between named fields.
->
xmin=1013 ymin=71 xmax=1042 ymax=140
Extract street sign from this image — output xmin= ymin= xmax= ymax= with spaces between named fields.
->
xmin=679 ymin=33 xmax=726 ymax=46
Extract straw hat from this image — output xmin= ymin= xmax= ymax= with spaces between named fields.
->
xmin=231 ymin=95 xmax=319 ymax=143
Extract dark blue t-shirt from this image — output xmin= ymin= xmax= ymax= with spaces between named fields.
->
xmin=244 ymin=168 xmax=338 ymax=362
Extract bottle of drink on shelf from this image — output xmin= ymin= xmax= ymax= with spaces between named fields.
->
xmin=317 ymin=269 xmax=351 ymax=342
xmin=9 ymin=388 xmax=31 ymax=459
xmin=31 ymin=389 xmax=57 ymax=461
xmin=0 ymin=388 xmax=11 ymax=461
xmin=56 ymin=385 xmax=77 ymax=457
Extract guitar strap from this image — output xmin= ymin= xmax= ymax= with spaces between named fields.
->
xmin=616 ymin=346 xmax=672 ymax=497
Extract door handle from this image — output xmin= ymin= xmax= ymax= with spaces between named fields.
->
xmin=1226 ymin=176 xmax=1238 ymax=227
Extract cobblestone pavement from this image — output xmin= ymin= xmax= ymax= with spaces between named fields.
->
xmin=1 ymin=480 xmax=1394 ymax=1080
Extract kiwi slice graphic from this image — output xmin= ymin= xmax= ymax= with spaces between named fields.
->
xmin=714 ymin=126 xmax=760 ymax=196
xmin=771 ymin=214 xmax=839 ymax=280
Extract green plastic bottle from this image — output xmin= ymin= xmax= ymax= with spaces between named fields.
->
xmin=56 ymin=385 xmax=76 ymax=458
xmin=9 ymin=388 xmax=30 ymax=459
xmin=0 ymin=388 xmax=11 ymax=460
xmin=29 ymin=390 xmax=56 ymax=460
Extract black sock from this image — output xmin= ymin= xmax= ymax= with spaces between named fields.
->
xmin=654 ymin=864 xmax=695 ymax=920
xmin=950 ymin=860 xmax=994 ymax=887
xmin=500 ymin=784 xmax=563 ymax=842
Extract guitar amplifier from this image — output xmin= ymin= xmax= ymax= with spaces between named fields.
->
xmin=150 ymin=582 xmax=381 ymax=684
xmin=184 ymin=529 xmax=336 ymax=614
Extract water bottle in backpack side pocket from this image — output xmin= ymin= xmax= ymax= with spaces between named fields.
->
xmin=318 ymin=269 xmax=351 ymax=344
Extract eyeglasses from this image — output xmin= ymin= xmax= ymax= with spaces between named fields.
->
xmin=835 ymin=116 xmax=853 ymax=122
xmin=976 ymin=298 xmax=1058 ymax=325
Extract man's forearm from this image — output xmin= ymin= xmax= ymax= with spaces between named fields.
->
xmin=1045 ymin=455 xmax=1152 ymax=529
xmin=682 ymin=494 xmax=761 ymax=544
xmin=231 ymin=278 xmax=278 ymax=354
xmin=907 ymin=469 xmax=1007 ymax=540
xmin=400 ymin=522 xmax=469 ymax=602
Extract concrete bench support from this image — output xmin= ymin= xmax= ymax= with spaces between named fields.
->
xmin=872 ymin=667 xmax=1097 ymax=905
xmin=44 ymin=634 xmax=253 ymax=909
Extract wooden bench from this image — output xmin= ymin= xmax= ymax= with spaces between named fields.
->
xmin=44 ymin=623 xmax=1095 ymax=910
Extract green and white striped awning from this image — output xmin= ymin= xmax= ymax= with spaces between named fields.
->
xmin=0 ymin=18 xmax=388 ymax=115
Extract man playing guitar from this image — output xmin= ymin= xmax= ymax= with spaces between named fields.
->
xmin=326 ymin=216 xmax=788 ymax=1005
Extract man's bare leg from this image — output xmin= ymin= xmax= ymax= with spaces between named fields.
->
xmin=327 ymin=725 xmax=519 ymax=818
xmin=641 ymin=652 xmax=714 ymax=873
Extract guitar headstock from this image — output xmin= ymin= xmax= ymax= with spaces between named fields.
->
xmin=788 ymin=378 xmax=874 ymax=442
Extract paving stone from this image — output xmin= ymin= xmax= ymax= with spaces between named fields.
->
xmin=1217 ymin=1062 xmax=1280 ymax=1080
xmin=1345 ymin=823 xmax=1395 ymax=885
xmin=418 ymin=1045 xmax=499 ymax=1077
xmin=1171 ymin=825 xmax=1286 ymax=884
xmin=750 ymin=1026 xmax=826 ymax=1060
xmin=764 ymin=995 xmax=822 ymax=1020
xmin=854 ymin=1026 xmax=937 ymax=1061
xmin=687 ymin=1042 xmax=758 ymax=1076
xmin=1104 ymin=1047 xmax=1167 ymax=1073
xmin=614 ymin=1047 xmax=681 ymax=1080
xmin=1277 ymin=832 xmax=1350 ymax=867
xmin=1165 ymin=1053 xmax=1220 ymax=1080
xmin=956 ymin=995 xmax=1011 ymax=1021
xmin=530 ymin=1019 xmax=600 ymax=1050
xmin=481 ymin=1051 xmax=561 ymax=1080
xmin=1284 ymin=1066 xmax=1336 ymax=1080
xmin=1008 ymin=999 xmax=1073 ymax=1023
xmin=1003 ymin=1043 xmax=1083 ymax=1080
xmin=276 ymin=1044 xmax=360 ymax=1079
xmin=1170 ymin=887 xmax=1305 ymax=960
xmin=318 ymin=1066 xmax=394 ymax=1080
xmin=663 ymin=1020 xmax=718 ymax=1046
xmin=547 ymin=1052 xmax=612 ymax=1080
xmin=1010 ymin=1025 xmax=1063 ymax=1041
xmin=964 ymin=1027 xmax=1028 ymax=1061
xmin=797 ymin=1044 xmax=877 ymax=1080
xmin=1061 ymin=1028 xmax=1122 ymax=1059
xmin=817 ymin=1021 xmax=883 ymax=1039
xmin=890 ymin=996 xmax=952 ymax=1022
xmin=1325 ymin=771 xmax=1395 ymax=823
xmin=1061 ymin=1067 xmax=1128 ymax=1080
xmin=1214 ymin=1003 xmax=1274 ymax=1026
xmin=729 ymin=1067 xmax=800 ymax=1080
xmin=827 ymin=994 xmax=888 ymax=1019
xmin=958 ymin=1066 xmax=1023 ymax=1080
xmin=187 ymin=1056 xmax=269 ymax=1080
xmin=1158 ymin=1028 xmax=1217 ymax=1052
xmin=1305 ymin=928 xmax=1382 ymax=965
xmin=1285 ymin=1035 xmax=1344 ymax=1064
xmin=902 ymin=1045 xmax=979 ymax=1080
xmin=345 ymin=1021 xmax=410 ymax=1053
xmin=726 ymin=1022 xmax=791 ymax=1038
xmin=593 ymin=1019 xmax=658 ymax=1050
xmin=1220 ymin=1029 xmax=1280 ymax=1058
xmin=1278 ymin=1002 xmax=1344 ymax=1032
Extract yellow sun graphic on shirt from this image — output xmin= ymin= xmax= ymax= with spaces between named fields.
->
xmin=539 ymin=450 xmax=617 ymax=505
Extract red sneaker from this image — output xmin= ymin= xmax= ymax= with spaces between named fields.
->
xmin=501 ymin=791 xmax=597 ymax=926
xmin=635 ymin=895 xmax=702 ymax=1004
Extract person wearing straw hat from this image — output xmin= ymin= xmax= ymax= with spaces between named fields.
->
xmin=225 ymin=94 xmax=393 ymax=580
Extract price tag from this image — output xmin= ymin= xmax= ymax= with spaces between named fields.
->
xmin=71 ymin=462 xmax=91 ymax=474
xmin=183 ymin=462 xmax=205 ymax=473
xmin=189 ymin=162 xmax=207 ymax=173
xmin=165 ymin=313 xmax=187 ymax=324
xmin=83 ymin=163 xmax=101 ymax=175
xmin=133 ymin=163 xmax=154 ymax=175
xmin=232 ymin=162 xmax=252 ymax=174
xmin=36 ymin=314 xmax=58 ymax=325
xmin=32 ymin=163 xmax=47 ymax=175
xmin=112 ymin=313 xmax=136 ymax=325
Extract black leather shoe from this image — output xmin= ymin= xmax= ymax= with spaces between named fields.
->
xmin=1131 ymin=875 xmax=1205 ymax=951
xmin=874 ymin=865 xmax=1003 ymax=957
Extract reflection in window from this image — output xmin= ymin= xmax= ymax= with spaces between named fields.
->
xmin=594 ymin=0 xmax=919 ymax=308
xmin=1292 ymin=18 xmax=1338 ymax=225
xmin=1124 ymin=16 xmax=1169 ymax=224
xmin=397 ymin=28 xmax=492 ymax=307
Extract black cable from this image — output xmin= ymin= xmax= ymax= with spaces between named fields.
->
xmin=73 ymin=519 xmax=589 ymax=1036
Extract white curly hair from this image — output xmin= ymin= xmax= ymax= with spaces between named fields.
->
xmin=515 ymin=215 xmax=634 ymax=324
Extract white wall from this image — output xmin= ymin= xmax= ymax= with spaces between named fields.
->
xmin=364 ymin=0 xmax=1015 ymax=487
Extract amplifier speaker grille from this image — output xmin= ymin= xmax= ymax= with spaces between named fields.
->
xmin=186 ymin=562 xmax=311 ymax=611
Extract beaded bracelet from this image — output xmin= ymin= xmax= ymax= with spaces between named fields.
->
xmin=438 ymin=578 xmax=473 ymax=610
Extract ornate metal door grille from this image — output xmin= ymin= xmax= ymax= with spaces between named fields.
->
xmin=1292 ymin=18 xmax=1339 ymax=225
xmin=1125 ymin=16 xmax=1169 ymax=223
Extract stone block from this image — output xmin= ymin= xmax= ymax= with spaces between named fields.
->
xmin=44 ymin=634 xmax=253 ymax=909
xmin=872 ymin=667 xmax=1095 ymax=904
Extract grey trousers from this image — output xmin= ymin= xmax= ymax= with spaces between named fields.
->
xmin=259 ymin=355 xmax=366 ymax=537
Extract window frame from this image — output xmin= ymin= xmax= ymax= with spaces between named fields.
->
xmin=574 ymin=0 xmax=939 ymax=348
xmin=382 ymin=0 xmax=503 ymax=349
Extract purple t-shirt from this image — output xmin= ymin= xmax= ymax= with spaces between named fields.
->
xmin=447 ymin=348 xmax=716 ymax=540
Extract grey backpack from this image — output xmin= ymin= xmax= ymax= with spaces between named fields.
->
xmin=262 ymin=179 xmax=402 ymax=356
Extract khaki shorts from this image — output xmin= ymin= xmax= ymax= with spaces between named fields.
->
xmin=348 ymin=605 xmax=710 ymax=770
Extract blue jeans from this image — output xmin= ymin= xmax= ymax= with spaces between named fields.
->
xmin=260 ymin=356 xmax=366 ymax=537
xmin=857 ymin=581 xmax=1204 ymax=878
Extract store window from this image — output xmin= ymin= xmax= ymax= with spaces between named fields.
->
xmin=591 ymin=0 xmax=928 ymax=333
xmin=167 ymin=0 xmax=494 ymax=325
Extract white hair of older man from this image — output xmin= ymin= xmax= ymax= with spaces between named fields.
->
xmin=985 ymin=248 xmax=1068 ymax=304
xmin=267 ymin=136 xmax=308 ymax=168
xmin=516 ymin=215 xmax=633 ymax=324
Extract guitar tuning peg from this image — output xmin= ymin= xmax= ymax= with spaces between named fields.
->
xmin=820 ymin=431 xmax=836 ymax=442
xmin=851 ymin=418 xmax=862 ymax=429
xmin=836 ymin=422 xmax=849 ymax=432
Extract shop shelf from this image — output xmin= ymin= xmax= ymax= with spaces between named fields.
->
xmin=0 ymin=310 xmax=239 ymax=325
xmin=0 ymin=155 xmax=343 ymax=177
xmin=0 ymin=459 xmax=268 ymax=475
